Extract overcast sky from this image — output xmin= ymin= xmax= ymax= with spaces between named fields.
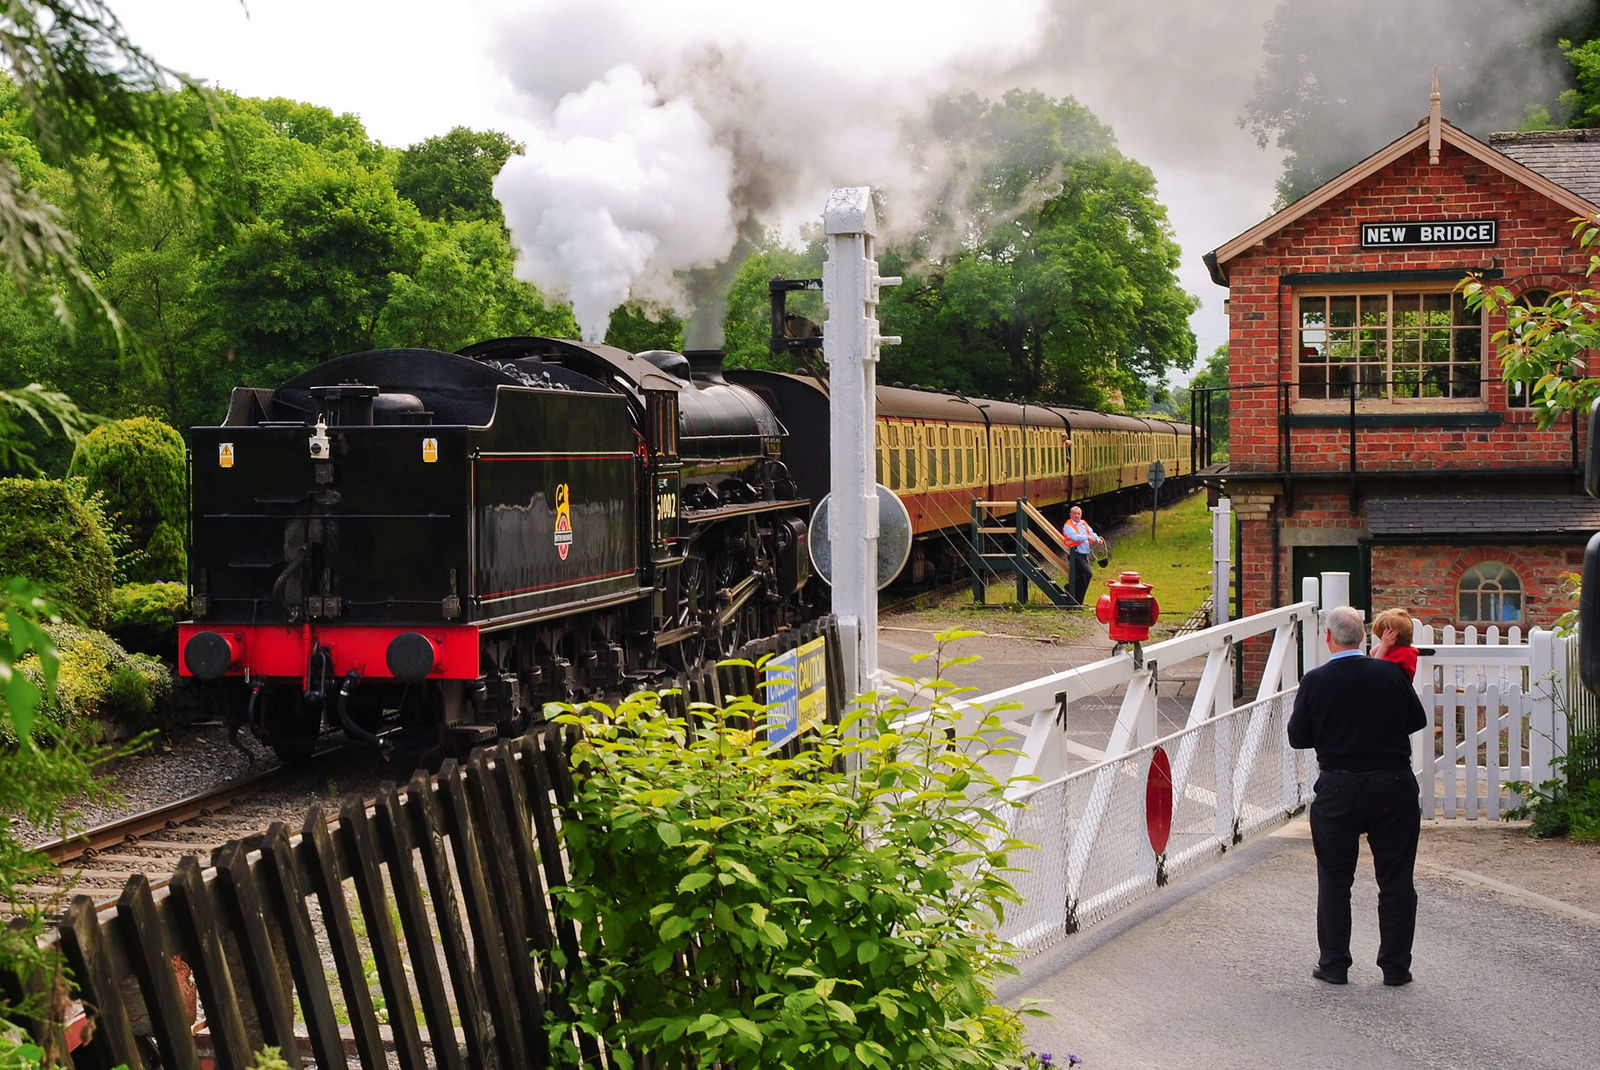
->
xmin=114 ymin=0 xmax=1291 ymax=375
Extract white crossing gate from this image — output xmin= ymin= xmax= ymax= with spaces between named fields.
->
xmin=1412 ymin=624 xmax=1567 ymax=821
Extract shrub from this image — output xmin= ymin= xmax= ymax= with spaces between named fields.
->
xmin=108 ymin=581 xmax=188 ymax=657
xmin=66 ymin=416 xmax=187 ymax=583
xmin=547 ymin=634 xmax=1038 ymax=1069
xmin=1507 ymin=727 xmax=1600 ymax=841
xmin=0 ymin=478 xmax=116 ymax=627
xmin=10 ymin=622 xmax=171 ymax=744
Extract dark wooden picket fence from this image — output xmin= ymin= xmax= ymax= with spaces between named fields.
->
xmin=14 ymin=617 xmax=843 ymax=1069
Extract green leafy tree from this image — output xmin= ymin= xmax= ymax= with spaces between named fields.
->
xmin=603 ymin=301 xmax=683 ymax=354
xmin=0 ymin=3 xmax=218 ymax=327
xmin=206 ymin=159 xmax=427 ymax=375
xmin=549 ymin=635 xmax=1037 ymax=1069
xmin=395 ymin=126 xmax=523 ymax=224
xmin=1169 ymin=345 xmax=1230 ymax=461
xmin=374 ymin=218 xmax=576 ymax=350
xmin=1553 ymin=35 xmax=1600 ymax=128
xmin=881 ymin=91 xmax=1196 ymax=408
xmin=1459 ymin=218 xmax=1600 ymax=427
xmin=1244 ymin=1 xmax=1600 ymax=206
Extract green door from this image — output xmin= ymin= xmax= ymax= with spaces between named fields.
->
xmin=1291 ymin=545 xmax=1368 ymax=612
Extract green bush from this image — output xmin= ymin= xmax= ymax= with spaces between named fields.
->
xmin=1507 ymin=727 xmax=1600 ymax=841
xmin=66 ymin=417 xmax=187 ymax=583
xmin=547 ymin=634 xmax=1037 ymax=1069
xmin=10 ymin=622 xmax=171 ymax=744
xmin=108 ymin=581 xmax=188 ymax=657
xmin=0 ymin=478 xmax=116 ymax=627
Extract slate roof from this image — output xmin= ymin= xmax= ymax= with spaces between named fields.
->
xmin=1367 ymin=496 xmax=1600 ymax=538
xmin=1487 ymin=129 xmax=1600 ymax=205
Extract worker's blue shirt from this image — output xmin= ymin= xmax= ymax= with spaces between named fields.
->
xmin=1063 ymin=519 xmax=1097 ymax=555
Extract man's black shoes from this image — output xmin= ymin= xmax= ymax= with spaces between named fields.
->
xmin=1383 ymin=970 xmax=1414 ymax=987
xmin=1312 ymin=966 xmax=1348 ymax=985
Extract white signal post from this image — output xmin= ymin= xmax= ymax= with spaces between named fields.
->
xmin=822 ymin=187 xmax=900 ymax=697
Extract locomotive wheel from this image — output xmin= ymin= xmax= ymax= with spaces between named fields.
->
xmin=670 ymin=556 xmax=712 ymax=671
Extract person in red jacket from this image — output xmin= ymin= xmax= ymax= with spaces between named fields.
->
xmin=1370 ymin=607 xmax=1418 ymax=680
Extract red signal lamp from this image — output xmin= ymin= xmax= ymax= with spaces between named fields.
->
xmin=1095 ymin=570 xmax=1160 ymax=643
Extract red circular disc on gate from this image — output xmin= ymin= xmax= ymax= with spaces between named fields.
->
xmin=1146 ymin=746 xmax=1173 ymax=856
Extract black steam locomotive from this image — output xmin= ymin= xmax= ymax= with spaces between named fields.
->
xmin=178 ymin=338 xmax=813 ymax=760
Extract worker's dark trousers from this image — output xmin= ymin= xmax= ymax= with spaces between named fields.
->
xmin=1070 ymin=553 xmax=1093 ymax=605
xmin=1308 ymin=768 xmax=1421 ymax=975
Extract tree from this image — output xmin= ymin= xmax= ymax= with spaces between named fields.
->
xmin=395 ymin=126 xmax=523 ymax=225
xmin=1460 ymin=219 xmax=1600 ymax=427
xmin=1169 ymin=345 xmax=1230 ymax=460
xmin=0 ymin=4 xmax=217 ymax=326
xmin=1244 ymin=1 xmax=1600 ymax=206
xmin=374 ymin=218 xmax=579 ymax=350
xmin=206 ymin=160 xmax=427 ymax=375
xmin=879 ymin=91 xmax=1197 ymax=409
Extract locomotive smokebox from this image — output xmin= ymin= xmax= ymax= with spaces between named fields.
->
xmin=683 ymin=349 xmax=728 ymax=384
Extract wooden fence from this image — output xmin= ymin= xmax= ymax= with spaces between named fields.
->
xmin=14 ymin=617 xmax=842 ymax=1069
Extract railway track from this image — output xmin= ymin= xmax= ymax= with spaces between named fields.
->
xmin=21 ymin=745 xmax=374 ymax=910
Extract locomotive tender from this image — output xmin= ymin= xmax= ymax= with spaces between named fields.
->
xmin=178 ymin=336 xmax=1195 ymax=760
xmin=179 ymin=338 xmax=813 ymax=760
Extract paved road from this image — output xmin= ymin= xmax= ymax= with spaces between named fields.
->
xmin=1005 ymin=820 xmax=1600 ymax=1070
xmin=876 ymin=617 xmax=1600 ymax=1070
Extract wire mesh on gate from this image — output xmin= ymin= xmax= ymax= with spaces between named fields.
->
xmin=999 ymin=691 xmax=1313 ymax=956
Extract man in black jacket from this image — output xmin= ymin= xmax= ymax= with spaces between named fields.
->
xmin=1288 ymin=605 xmax=1428 ymax=987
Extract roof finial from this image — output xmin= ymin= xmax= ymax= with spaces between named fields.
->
xmin=1429 ymin=65 xmax=1442 ymax=165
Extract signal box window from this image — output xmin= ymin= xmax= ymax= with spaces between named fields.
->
xmin=1457 ymin=561 xmax=1523 ymax=624
xmin=1298 ymin=291 xmax=1482 ymax=402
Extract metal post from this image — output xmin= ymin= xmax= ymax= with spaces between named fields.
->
xmin=823 ymin=187 xmax=899 ymax=698
xmin=1211 ymin=497 xmax=1231 ymax=626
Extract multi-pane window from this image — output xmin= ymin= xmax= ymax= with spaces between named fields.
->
xmin=1298 ymin=291 xmax=1482 ymax=401
xmin=1457 ymin=561 xmax=1523 ymax=624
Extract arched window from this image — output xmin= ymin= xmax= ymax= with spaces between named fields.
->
xmin=1457 ymin=562 xmax=1523 ymax=624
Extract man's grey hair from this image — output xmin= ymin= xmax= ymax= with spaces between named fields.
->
xmin=1323 ymin=606 xmax=1366 ymax=647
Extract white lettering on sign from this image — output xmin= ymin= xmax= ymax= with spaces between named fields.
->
xmin=1360 ymin=219 xmax=1497 ymax=247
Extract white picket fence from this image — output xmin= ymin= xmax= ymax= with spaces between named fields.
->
xmin=1410 ymin=624 xmax=1568 ymax=821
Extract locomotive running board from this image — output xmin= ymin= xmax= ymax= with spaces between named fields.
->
xmin=475 ymin=586 xmax=653 ymax=633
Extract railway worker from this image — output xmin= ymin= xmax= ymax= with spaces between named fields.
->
xmin=1061 ymin=505 xmax=1102 ymax=606
xmin=1288 ymin=605 xmax=1427 ymax=989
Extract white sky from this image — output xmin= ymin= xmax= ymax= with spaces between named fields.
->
xmin=114 ymin=0 xmax=1287 ymax=378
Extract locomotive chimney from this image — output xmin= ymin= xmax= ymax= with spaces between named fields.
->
xmin=683 ymin=349 xmax=728 ymax=384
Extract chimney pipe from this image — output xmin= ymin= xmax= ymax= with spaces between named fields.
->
xmin=683 ymin=349 xmax=727 ymax=384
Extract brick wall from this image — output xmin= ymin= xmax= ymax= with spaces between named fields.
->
xmin=1226 ymin=140 xmax=1589 ymax=474
xmin=1370 ymin=543 xmax=1581 ymax=629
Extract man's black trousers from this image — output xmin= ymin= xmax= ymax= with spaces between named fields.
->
xmin=1308 ymin=768 xmax=1421 ymax=975
xmin=1070 ymin=553 xmax=1093 ymax=606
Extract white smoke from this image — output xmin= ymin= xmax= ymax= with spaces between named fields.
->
xmin=490 ymin=0 xmax=1053 ymax=342
xmin=497 ymin=66 xmax=736 ymax=341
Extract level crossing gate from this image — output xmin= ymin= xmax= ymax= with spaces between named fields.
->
xmin=938 ymin=599 xmax=1571 ymax=960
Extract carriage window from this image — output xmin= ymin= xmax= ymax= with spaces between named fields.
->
xmin=886 ymin=424 xmax=902 ymax=490
xmin=1458 ymin=561 xmax=1523 ymax=624
xmin=875 ymin=423 xmax=886 ymax=485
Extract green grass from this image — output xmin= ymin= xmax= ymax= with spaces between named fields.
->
xmin=894 ymin=491 xmax=1218 ymax=642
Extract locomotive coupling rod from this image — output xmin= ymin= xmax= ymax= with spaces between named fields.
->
xmin=714 ymin=574 xmax=761 ymax=629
